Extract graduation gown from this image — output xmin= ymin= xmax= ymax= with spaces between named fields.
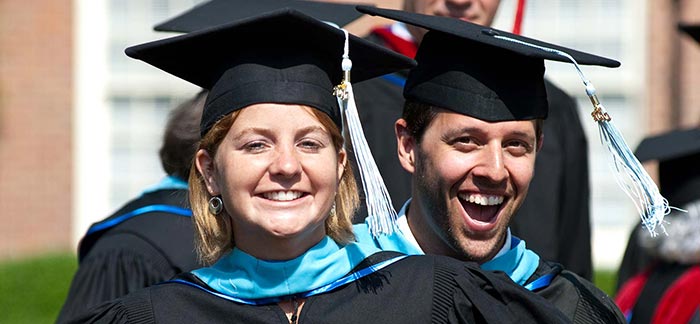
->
xmin=527 ymin=260 xmax=626 ymax=323
xmin=71 ymin=252 xmax=570 ymax=324
xmin=616 ymin=224 xmax=654 ymax=290
xmin=56 ymin=185 xmax=199 ymax=323
xmin=353 ymin=216 xmax=625 ymax=324
xmin=616 ymin=262 xmax=700 ymax=324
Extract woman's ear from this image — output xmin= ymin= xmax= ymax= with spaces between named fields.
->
xmin=396 ymin=118 xmax=417 ymax=174
xmin=195 ymin=149 xmax=220 ymax=196
xmin=337 ymin=148 xmax=347 ymax=182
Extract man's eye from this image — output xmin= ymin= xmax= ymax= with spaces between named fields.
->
xmin=451 ymin=136 xmax=477 ymax=146
xmin=505 ymin=141 xmax=531 ymax=155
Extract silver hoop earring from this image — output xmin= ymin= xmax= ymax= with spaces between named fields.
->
xmin=330 ymin=203 xmax=336 ymax=217
xmin=208 ymin=196 xmax=223 ymax=215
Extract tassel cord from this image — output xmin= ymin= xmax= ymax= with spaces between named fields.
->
xmin=335 ymin=29 xmax=398 ymax=236
xmin=492 ymin=34 xmax=674 ymax=236
xmin=337 ymin=84 xmax=398 ymax=235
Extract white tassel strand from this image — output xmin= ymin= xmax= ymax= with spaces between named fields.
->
xmin=334 ymin=29 xmax=398 ymax=236
xmin=493 ymin=34 xmax=674 ymax=237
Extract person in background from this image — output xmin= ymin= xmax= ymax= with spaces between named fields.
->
xmin=71 ymin=9 xmax=570 ymax=324
xmin=56 ymin=90 xmax=206 ymax=323
xmin=616 ymin=23 xmax=700 ymax=290
xmin=353 ymin=0 xmax=593 ymax=279
xmin=352 ymin=6 xmax=624 ymax=323
xmin=615 ymin=127 xmax=700 ymax=324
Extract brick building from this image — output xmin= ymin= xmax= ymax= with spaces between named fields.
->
xmin=0 ymin=1 xmax=74 ymax=258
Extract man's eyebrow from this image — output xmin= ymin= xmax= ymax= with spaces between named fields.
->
xmin=442 ymin=126 xmax=486 ymax=138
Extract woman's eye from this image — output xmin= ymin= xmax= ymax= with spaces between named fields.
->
xmin=244 ymin=141 xmax=267 ymax=151
xmin=299 ymin=140 xmax=322 ymax=150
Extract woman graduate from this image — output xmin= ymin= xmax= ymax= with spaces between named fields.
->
xmin=72 ymin=9 xmax=569 ymax=324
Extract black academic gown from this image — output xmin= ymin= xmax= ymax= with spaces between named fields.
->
xmin=526 ymin=260 xmax=626 ymax=324
xmin=616 ymin=262 xmax=700 ymax=324
xmin=510 ymin=81 xmax=593 ymax=280
xmin=630 ymin=263 xmax=693 ymax=324
xmin=56 ymin=188 xmax=199 ymax=323
xmin=70 ymin=253 xmax=570 ymax=324
xmin=616 ymin=224 xmax=654 ymax=290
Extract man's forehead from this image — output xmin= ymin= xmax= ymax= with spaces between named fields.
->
xmin=429 ymin=110 xmax=537 ymax=134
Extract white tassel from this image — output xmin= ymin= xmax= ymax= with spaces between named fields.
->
xmin=334 ymin=29 xmax=398 ymax=236
xmin=588 ymin=87 xmax=669 ymax=236
xmin=493 ymin=34 xmax=674 ymax=237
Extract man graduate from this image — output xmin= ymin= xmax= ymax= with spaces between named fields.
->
xmin=352 ymin=6 xmax=626 ymax=323
xmin=353 ymin=0 xmax=594 ymax=279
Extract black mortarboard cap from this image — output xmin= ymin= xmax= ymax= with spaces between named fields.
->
xmin=126 ymin=8 xmax=415 ymax=136
xmin=635 ymin=128 xmax=700 ymax=206
xmin=357 ymin=6 xmax=620 ymax=121
xmin=679 ymin=24 xmax=700 ymax=44
xmin=635 ymin=128 xmax=700 ymax=163
xmin=155 ymin=0 xmax=367 ymax=32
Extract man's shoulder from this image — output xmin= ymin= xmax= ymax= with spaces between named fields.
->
xmin=535 ymin=261 xmax=626 ymax=323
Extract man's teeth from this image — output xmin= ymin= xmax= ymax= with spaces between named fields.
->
xmin=263 ymin=191 xmax=303 ymax=201
xmin=460 ymin=193 xmax=504 ymax=206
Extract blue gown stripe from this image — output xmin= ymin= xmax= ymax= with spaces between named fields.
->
xmin=167 ymin=255 xmax=409 ymax=305
xmin=381 ymin=73 xmax=407 ymax=87
xmin=86 ymin=205 xmax=192 ymax=235
xmin=523 ymin=273 xmax=554 ymax=291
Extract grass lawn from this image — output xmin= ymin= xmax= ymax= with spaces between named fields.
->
xmin=0 ymin=253 xmax=77 ymax=324
xmin=0 ymin=253 xmax=619 ymax=323
xmin=594 ymin=268 xmax=619 ymax=297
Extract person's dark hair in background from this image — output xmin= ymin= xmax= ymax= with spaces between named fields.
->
xmin=160 ymin=90 xmax=208 ymax=180
xmin=353 ymin=0 xmax=592 ymax=280
xmin=56 ymin=90 xmax=206 ymax=323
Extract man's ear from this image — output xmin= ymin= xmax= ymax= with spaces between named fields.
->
xmin=195 ymin=149 xmax=221 ymax=196
xmin=536 ymin=133 xmax=544 ymax=153
xmin=396 ymin=118 xmax=417 ymax=174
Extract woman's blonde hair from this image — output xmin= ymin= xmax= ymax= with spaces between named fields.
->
xmin=189 ymin=107 xmax=358 ymax=265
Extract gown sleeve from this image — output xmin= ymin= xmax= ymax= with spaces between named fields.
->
xmin=56 ymin=233 xmax=176 ymax=323
xmin=431 ymin=256 xmax=571 ymax=323
xmin=63 ymin=288 xmax=156 ymax=324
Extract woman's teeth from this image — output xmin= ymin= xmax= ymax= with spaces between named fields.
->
xmin=263 ymin=191 xmax=303 ymax=201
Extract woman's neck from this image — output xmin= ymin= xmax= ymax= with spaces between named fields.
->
xmin=279 ymin=297 xmax=306 ymax=324
xmin=234 ymin=231 xmax=326 ymax=261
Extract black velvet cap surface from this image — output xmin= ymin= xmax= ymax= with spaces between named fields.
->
xmin=635 ymin=128 xmax=700 ymax=206
xmin=635 ymin=128 xmax=700 ymax=163
xmin=356 ymin=6 xmax=621 ymax=121
xmin=126 ymin=8 xmax=415 ymax=136
xmin=155 ymin=0 xmax=368 ymax=32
